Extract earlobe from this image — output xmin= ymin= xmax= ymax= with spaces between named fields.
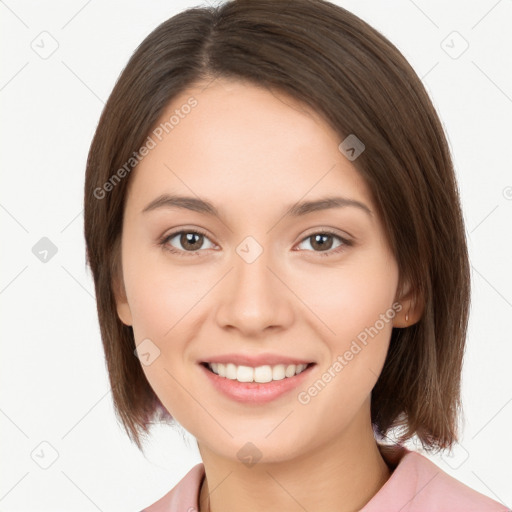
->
xmin=117 ymin=301 xmax=133 ymax=326
xmin=393 ymin=280 xmax=424 ymax=328
xmin=113 ymin=276 xmax=133 ymax=326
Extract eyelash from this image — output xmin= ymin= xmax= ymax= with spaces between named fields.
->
xmin=159 ymin=228 xmax=353 ymax=258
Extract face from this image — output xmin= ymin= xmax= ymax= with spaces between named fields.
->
xmin=115 ymin=78 xmax=410 ymax=464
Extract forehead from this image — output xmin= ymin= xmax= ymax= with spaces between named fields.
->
xmin=125 ymin=78 xmax=373 ymax=216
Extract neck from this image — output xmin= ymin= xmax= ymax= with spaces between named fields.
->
xmin=198 ymin=415 xmax=391 ymax=512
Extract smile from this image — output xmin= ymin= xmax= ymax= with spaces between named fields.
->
xmin=205 ymin=362 xmax=312 ymax=383
xmin=200 ymin=361 xmax=316 ymax=404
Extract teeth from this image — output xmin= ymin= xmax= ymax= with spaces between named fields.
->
xmin=225 ymin=363 xmax=237 ymax=380
xmin=207 ymin=362 xmax=309 ymax=382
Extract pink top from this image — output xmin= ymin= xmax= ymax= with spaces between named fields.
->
xmin=141 ymin=444 xmax=510 ymax=511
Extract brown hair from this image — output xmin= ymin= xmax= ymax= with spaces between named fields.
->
xmin=84 ymin=0 xmax=470 ymax=453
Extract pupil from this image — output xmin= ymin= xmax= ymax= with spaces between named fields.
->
xmin=312 ymin=234 xmax=333 ymax=251
xmin=182 ymin=232 xmax=202 ymax=250
xmin=178 ymin=233 xmax=334 ymax=252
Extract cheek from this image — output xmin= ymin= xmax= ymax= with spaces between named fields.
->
xmin=297 ymin=255 xmax=398 ymax=348
xmin=294 ymin=254 xmax=398 ymax=406
xmin=125 ymin=267 xmax=198 ymax=420
xmin=123 ymin=244 xmax=206 ymax=340
xmin=122 ymin=248 xmax=210 ymax=416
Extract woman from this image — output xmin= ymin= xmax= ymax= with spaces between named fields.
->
xmin=83 ymin=1 xmax=510 ymax=510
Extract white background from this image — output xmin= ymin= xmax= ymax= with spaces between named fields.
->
xmin=1 ymin=0 xmax=511 ymax=510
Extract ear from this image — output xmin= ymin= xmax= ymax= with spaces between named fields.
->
xmin=112 ymin=274 xmax=133 ymax=326
xmin=393 ymin=278 xmax=424 ymax=328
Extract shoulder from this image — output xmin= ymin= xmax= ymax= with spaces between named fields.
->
xmin=140 ymin=463 xmax=205 ymax=512
xmin=404 ymin=451 xmax=510 ymax=512
xmin=139 ymin=450 xmax=510 ymax=512
xmin=362 ymin=445 xmax=510 ymax=512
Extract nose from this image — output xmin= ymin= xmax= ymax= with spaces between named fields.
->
xmin=214 ymin=241 xmax=294 ymax=337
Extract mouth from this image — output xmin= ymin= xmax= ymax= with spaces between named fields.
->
xmin=199 ymin=360 xmax=317 ymax=404
xmin=200 ymin=361 xmax=316 ymax=384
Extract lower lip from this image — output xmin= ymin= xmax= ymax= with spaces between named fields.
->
xmin=199 ymin=363 xmax=315 ymax=404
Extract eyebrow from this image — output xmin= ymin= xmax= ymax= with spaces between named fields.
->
xmin=142 ymin=194 xmax=372 ymax=218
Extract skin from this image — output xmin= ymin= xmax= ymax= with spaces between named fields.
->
xmin=114 ymin=78 xmax=422 ymax=512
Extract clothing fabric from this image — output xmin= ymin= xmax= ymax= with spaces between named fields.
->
xmin=141 ymin=444 xmax=510 ymax=511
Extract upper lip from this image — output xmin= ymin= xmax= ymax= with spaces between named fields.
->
xmin=201 ymin=353 xmax=315 ymax=367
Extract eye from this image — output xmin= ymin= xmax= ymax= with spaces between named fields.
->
xmin=160 ymin=229 xmax=216 ymax=256
xmin=159 ymin=228 xmax=353 ymax=258
xmin=296 ymin=230 xmax=353 ymax=257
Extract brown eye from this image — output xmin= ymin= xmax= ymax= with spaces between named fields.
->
xmin=180 ymin=232 xmax=204 ymax=251
xmin=163 ymin=230 xmax=215 ymax=254
xmin=296 ymin=231 xmax=352 ymax=257
xmin=309 ymin=233 xmax=335 ymax=251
